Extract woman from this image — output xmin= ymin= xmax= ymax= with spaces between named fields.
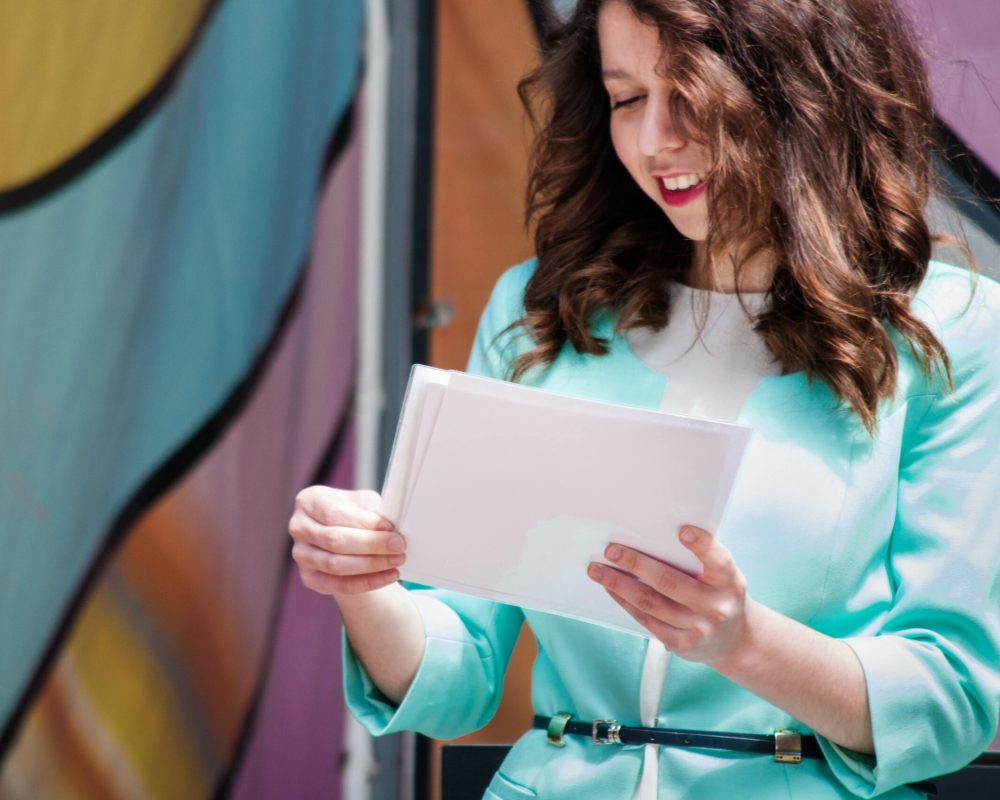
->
xmin=289 ymin=1 xmax=1000 ymax=797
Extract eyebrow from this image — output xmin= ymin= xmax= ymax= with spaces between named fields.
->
xmin=601 ymin=68 xmax=632 ymax=80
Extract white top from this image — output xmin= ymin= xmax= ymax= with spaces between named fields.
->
xmin=625 ymin=283 xmax=779 ymax=799
xmin=626 ymin=283 xmax=777 ymax=419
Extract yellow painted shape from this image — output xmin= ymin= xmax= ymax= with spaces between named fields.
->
xmin=0 ymin=661 xmax=135 ymax=800
xmin=0 ymin=579 xmax=210 ymax=799
xmin=0 ymin=0 xmax=208 ymax=191
xmin=66 ymin=580 xmax=211 ymax=799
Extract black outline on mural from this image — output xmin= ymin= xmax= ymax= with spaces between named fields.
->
xmin=0 ymin=0 xmax=225 ymax=214
xmin=935 ymin=120 xmax=1000 ymax=221
xmin=211 ymin=98 xmax=359 ymax=800
xmin=211 ymin=396 xmax=355 ymax=800
xmin=0 ymin=91 xmax=360 ymax=762
xmin=935 ymin=118 xmax=1000 ymax=252
xmin=525 ymin=0 xmax=554 ymax=46
xmin=0 ymin=265 xmax=306 ymax=758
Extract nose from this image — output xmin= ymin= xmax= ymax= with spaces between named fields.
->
xmin=637 ymin=95 xmax=685 ymax=157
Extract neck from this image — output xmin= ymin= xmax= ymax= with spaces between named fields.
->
xmin=687 ymin=241 xmax=775 ymax=294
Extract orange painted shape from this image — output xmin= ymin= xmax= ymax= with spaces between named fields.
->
xmin=0 ymin=495 xmax=261 ymax=799
xmin=0 ymin=584 xmax=210 ymax=799
xmin=116 ymin=495 xmax=258 ymax=756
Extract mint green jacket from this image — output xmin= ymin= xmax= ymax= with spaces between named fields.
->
xmin=344 ymin=258 xmax=1000 ymax=799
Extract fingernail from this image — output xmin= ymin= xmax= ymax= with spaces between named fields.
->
xmin=388 ymin=535 xmax=405 ymax=553
xmin=389 ymin=554 xmax=405 ymax=565
xmin=680 ymin=527 xmax=697 ymax=543
xmin=377 ymin=519 xmax=394 ymax=531
xmin=588 ymin=563 xmax=605 ymax=580
xmin=606 ymin=544 xmax=622 ymax=562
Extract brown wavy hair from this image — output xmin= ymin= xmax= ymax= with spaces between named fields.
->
xmin=513 ymin=0 xmax=959 ymax=432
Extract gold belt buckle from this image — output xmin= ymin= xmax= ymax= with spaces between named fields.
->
xmin=774 ymin=729 xmax=802 ymax=764
xmin=592 ymin=719 xmax=622 ymax=745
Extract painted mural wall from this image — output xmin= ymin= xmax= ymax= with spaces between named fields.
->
xmin=0 ymin=1 xmax=364 ymax=796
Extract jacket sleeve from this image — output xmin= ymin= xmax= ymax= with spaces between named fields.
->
xmin=342 ymin=259 xmax=537 ymax=739
xmin=818 ymin=272 xmax=1000 ymax=796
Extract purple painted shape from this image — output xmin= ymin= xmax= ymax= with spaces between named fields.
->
xmin=228 ymin=429 xmax=354 ymax=800
xmin=227 ymin=94 xmax=364 ymax=800
xmin=900 ymin=0 xmax=1000 ymax=176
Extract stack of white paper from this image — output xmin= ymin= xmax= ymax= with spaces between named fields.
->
xmin=382 ymin=365 xmax=751 ymax=637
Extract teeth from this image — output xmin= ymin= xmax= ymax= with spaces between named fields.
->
xmin=661 ymin=173 xmax=705 ymax=191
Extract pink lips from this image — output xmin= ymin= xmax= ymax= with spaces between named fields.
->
xmin=658 ymin=178 xmax=707 ymax=207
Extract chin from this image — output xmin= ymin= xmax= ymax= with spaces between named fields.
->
xmin=665 ymin=219 xmax=707 ymax=242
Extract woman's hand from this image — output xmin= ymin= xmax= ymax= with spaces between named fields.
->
xmin=587 ymin=525 xmax=751 ymax=668
xmin=587 ymin=526 xmax=875 ymax=752
xmin=289 ymin=486 xmax=405 ymax=597
xmin=290 ymin=486 xmax=425 ymax=703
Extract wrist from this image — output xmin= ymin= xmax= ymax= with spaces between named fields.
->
xmin=333 ymin=581 xmax=401 ymax=618
xmin=710 ymin=596 xmax=768 ymax=678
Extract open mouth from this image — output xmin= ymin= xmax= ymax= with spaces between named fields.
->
xmin=657 ymin=175 xmax=707 ymax=207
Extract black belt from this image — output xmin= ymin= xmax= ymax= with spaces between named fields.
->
xmin=533 ymin=715 xmax=938 ymax=795
xmin=533 ymin=714 xmax=822 ymax=760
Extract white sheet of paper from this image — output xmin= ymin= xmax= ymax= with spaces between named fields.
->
xmin=382 ymin=366 xmax=751 ymax=637
xmin=382 ymin=366 xmax=449 ymax=522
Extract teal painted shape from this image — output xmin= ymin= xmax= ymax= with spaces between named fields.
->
xmin=0 ymin=0 xmax=363 ymax=731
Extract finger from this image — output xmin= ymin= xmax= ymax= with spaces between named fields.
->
xmin=299 ymin=567 xmax=399 ymax=596
xmin=606 ymin=589 xmax=686 ymax=648
xmin=295 ymin=486 xmax=393 ymax=531
xmin=602 ymin=544 xmax=705 ymax=608
xmin=290 ymin=514 xmax=405 ymax=556
xmin=292 ymin=541 xmax=405 ymax=576
xmin=352 ymin=489 xmax=387 ymax=516
xmin=678 ymin=526 xmax=739 ymax=587
xmin=587 ymin=563 xmax=697 ymax=628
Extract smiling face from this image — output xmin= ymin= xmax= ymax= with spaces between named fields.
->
xmin=598 ymin=0 xmax=711 ymax=244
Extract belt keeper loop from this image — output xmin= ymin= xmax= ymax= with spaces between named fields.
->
xmin=774 ymin=729 xmax=802 ymax=764
xmin=547 ymin=713 xmax=573 ymax=747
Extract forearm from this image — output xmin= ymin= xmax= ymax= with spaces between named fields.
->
xmin=714 ymin=599 xmax=873 ymax=754
xmin=336 ymin=582 xmax=426 ymax=704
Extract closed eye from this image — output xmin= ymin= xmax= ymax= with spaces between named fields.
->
xmin=611 ymin=95 xmax=643 ymax=111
